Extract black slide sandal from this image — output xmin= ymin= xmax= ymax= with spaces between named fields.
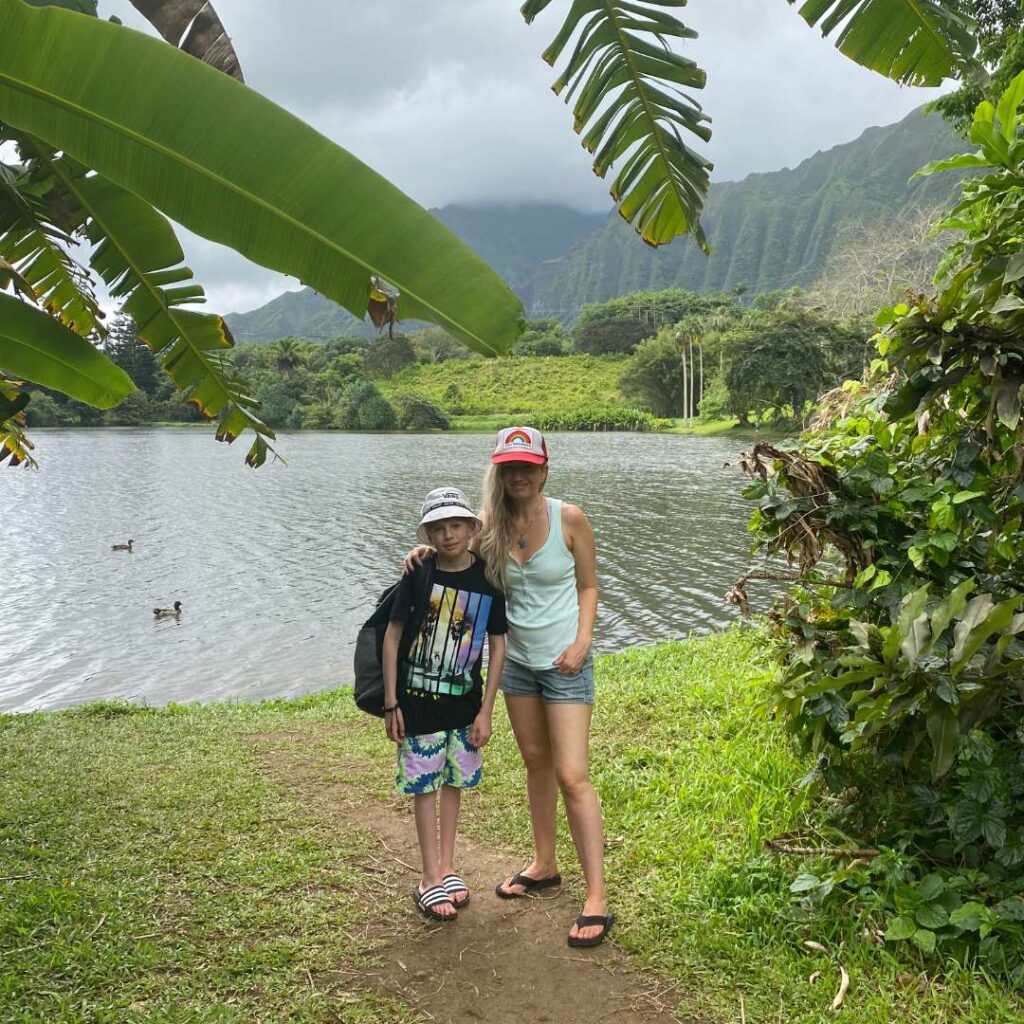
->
xmin=413 ymin=884 xmax=457 ymax=921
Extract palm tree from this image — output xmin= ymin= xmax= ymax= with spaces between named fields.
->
xmin=272 ymin=338 xmax=307 ymax=379
xmin=0 ymin=0 xmax=986 ymax=465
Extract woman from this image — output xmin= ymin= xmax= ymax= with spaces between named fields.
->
xmin=408 ymin=426 xmax=611 ymax=947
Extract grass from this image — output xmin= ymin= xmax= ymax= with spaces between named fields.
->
xmin=379 ymin=354 xmax=630 ymax=417
xmin=3 ymin=631 xmax=1021 ymax=1022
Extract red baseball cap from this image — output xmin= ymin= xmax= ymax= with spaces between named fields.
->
xmin=491 ymin=426 xmax=548 ymax=465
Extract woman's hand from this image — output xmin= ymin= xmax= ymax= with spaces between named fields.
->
xmin=470 ymin=709 xmax=493 ymax=748
xmin=554 ymin=639 xmax=591 ymax=675
xmin=402 ymin=545 xmax=434 ymax=574
xmin=385 ymin=707 xmax=405 ymax=743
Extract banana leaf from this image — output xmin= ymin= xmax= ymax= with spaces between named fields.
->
xmin=790 ymin=0 xmax=980 ymax=86
xmin=36 ymin=148 xmax=275 ymax=466
xmin=128 ymin=1 xmax=243 ymax=82
xmin=0 ymin=290 xmax=133 ymax=407
xmin=0 ymin=1 xmax=524 ymax=356
xmin=522 ymin=0 xmax=711 ymax=249
xmin=0 ymin=146 xmax=104 ymax=336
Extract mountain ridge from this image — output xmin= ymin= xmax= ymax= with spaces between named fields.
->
xmin=226 ymin=109 xmax=965 ymax=343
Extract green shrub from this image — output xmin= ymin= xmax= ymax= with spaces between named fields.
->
xmin=393 ymin=392 xmax=450 ymax=431
xmin=737 ymin=75 xmax=1024 ymax=982
xmin=528 ymin=405 xmax=657 ymax=432
xmin=338 ymin=380 xmax=396 ymax=430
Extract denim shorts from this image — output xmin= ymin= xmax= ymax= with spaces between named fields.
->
xmin=500 ymin=655 xmax=595 ymax=705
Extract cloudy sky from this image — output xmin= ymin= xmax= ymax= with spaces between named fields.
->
xmin=102 ymin=0 xmax=950 ymax=315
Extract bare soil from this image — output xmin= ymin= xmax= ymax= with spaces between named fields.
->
xmin=251 ymin=730 xmax=700 ymax=1024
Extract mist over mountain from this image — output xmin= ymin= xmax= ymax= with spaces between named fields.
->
xmin=226 ymin=109 xmax=964 ymax=343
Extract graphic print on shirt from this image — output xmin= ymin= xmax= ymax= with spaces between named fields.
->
xmin=406 ymin=583 xmax=492 ymax=697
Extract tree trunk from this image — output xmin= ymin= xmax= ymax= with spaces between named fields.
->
xmin=680 ymin=337 xmax=688 ymax=420
xmin=698 ymin=341 xmax=704 ymax=417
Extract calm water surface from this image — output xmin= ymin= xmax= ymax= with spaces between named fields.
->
xmin=1 ymin=429 xmax=759 ymax=712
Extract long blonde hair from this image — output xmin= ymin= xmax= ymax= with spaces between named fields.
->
xmin=478 ymin=463 xmax=547 ymax=592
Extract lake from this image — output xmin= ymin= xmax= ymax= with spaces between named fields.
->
xmin=1 ymin=428 xmax=761 ymax=712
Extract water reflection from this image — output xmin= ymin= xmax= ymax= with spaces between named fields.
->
xmin=1 ymin=429 xmax=760 ymax=712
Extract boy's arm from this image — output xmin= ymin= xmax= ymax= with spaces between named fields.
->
xmin=382 ymin=620 xmax=405 ymax=742
xmin=471 ymin=633 xmax=505 ymax=748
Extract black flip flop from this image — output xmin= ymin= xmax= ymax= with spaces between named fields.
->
xmin=412 ymin=884 xmax=457 ymax=922
xmin=495 ymin=870 xmax=562 ymax=899
xmin=567 ymin=912 xmax=615 ymax=947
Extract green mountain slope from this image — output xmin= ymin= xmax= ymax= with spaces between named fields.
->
xmin=225 ymin=203 xmax=605 ymax=343
xmin=226 ymin=109 xmax=964 ymax=342
xmin=527 ymin=110 xmax=963 ymax=317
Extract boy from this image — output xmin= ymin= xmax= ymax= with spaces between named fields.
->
xmin=383 ymin=486 xmax=507 ymax=921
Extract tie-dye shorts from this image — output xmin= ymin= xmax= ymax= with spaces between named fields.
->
xmin=396 ymin=726 xmax=482 ymax=795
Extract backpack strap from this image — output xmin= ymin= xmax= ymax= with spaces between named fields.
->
xmin=398 ymin=556 xmax=434 ymax=661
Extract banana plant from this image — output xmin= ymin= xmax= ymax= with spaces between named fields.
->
xmin=0 ymin=0 xmax=525 ymax=464
xmin=0 ymin=0 xmax=986 ymax=465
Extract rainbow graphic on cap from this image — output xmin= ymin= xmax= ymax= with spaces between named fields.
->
xmin=492 ymin=425 xmax=548 ymax=464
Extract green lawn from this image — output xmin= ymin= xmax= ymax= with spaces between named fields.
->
xmin=2 ymin=630 xmax=1020 ymax=1022
xmin=379 ymin=354 xmax=630 ymax=417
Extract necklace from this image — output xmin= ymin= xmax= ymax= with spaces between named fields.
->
xmin=513 ymin=499 xmax=545 ymax=550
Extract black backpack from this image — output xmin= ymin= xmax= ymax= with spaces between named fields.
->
xmin=353 ymin=557 xmax=434 ymax=717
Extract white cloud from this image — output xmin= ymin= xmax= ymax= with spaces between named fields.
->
xmin=97 ymin=0 xmax=952 ymax=313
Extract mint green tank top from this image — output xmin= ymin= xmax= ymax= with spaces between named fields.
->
xmin=505 ymin=498 xmax=579 ymax=669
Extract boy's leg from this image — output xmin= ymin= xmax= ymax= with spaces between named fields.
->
xmin=438 ymin=726 xmax=482 ymax=906
xmin=397 ymin=732 xmax=456 ymax=918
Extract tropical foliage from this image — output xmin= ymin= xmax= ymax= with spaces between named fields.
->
xmin=0 ymin=0 xmax=524 ymax=465
xmin=0 ymin=0 xmax=992 ymax=463
xmin=735 ymin=72 xmax=1024 ymax=980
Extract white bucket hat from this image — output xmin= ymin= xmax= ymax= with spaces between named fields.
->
xmin=416 ymin=487 xmax=480 ymax=542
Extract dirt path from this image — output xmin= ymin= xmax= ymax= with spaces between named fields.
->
xmin=252 ymin=731 xmax=699 ymax=1024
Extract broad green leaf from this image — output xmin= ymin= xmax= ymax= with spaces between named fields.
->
xmin=901 ymin=611 xmax=930 ymax=666
xmin=789 ymin=872 xmax=821 ymax=893
xmin=0 ymin=2 xmax=524 ymax=356
xmin=917 ymin=874 xmax=945 ymax=901
xmin=995 ymin=69 xmax=1024 ymax=143
xmin=791 ymin=0 xmax=980 ymax=87
xmin=1005 ymin=252 xmax=1024 ymax=285
xmin=884 ymin=583 xmax=929 ymax=664
xmin=0 ymin=291 xmax=132 ymax=407
xmin=913 ymin=151 xmax=992 ymax=178
xmin=0 ymin=375 xmax=33 ymax=466
xmin=885 ymin=915 xmax=917 ymax=941
xmin=915 ymin=904 xmax=949 ymax=929
xmin=911 ymin=928 xmax=936 ymax=954
xmin=523 ymin=0 xmax=711 ymax=248
xmin=930 ymin=577 xmax=975 ymax=646
xmin=950 ymin=902 xmax=987 ymax=931
xmin=926 ymin=702 xmax=959 ymax=779
xmin=951 ymin=596 xmax=1019 ymax=676
xmin=37 ymin=149 xmax=275 ymax=466
xmin=996 ymin=376 xmax=1022 ymax=431
xmin=0 ymin=151 xmax=103 ymax=335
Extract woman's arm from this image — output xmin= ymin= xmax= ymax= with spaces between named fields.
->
xmin=553 ymin=503 xmax=598 ymax=674
xmin=472 ymin=633 xmax=505 ymax=748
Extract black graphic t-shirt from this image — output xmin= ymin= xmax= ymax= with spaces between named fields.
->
xmin=390 ymin=557 xmax=507 ymax=736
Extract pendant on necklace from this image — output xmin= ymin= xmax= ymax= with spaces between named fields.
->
xmin=516 ymin=537 xmax=528 ymax=549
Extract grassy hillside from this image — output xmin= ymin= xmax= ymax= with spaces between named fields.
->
xmin=379 ymin=354 xmax=630 ymax=417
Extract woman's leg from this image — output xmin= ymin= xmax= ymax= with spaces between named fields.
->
xmin=546 ymin=702 xmax=608 ymax=941
xmin=497 ymin=693 xmax=559 ymax=894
